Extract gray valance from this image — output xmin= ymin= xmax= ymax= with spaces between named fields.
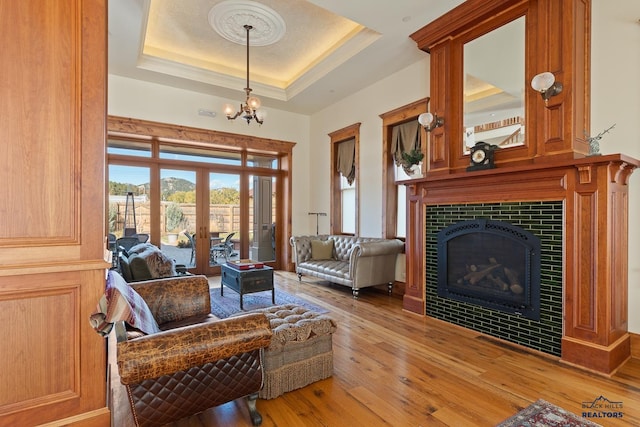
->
xmin=391 ymin=120 xmax=420 ymax=166
xmin=336 ymin=138 xmax=356 ymax=185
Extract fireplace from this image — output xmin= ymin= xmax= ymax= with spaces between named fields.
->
xmin=403 ymin=151 xmax=636 ymax=372
xmin=437 ymin=219 xmax=541 ymax=320
xmin=425 ymin=202 xmax=563 ymax=356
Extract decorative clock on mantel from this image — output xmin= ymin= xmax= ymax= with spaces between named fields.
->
xmin=467 ymin=141 xmax=498 ymax=171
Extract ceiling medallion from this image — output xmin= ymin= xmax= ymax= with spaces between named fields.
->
xmin=208 ymin=0 xmax=286 ymax=46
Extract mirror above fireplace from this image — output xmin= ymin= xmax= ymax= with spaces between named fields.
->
xmin=410 ymin=0 xmax=591 ymax=174
xmin=463 ymin=17 xmax=525 ymax=153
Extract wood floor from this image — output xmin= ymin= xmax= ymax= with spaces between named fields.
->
xmin=112 ymin=271 xmax=640 ymax=426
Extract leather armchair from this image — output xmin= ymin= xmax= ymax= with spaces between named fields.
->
xmin=113 ymin=275 xmax=272 ymax=427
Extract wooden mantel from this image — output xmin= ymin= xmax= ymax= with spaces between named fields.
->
xmin=404 ymin=154 xmax=639 ymax=374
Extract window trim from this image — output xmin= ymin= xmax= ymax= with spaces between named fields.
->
xmin=380 ymin=99 xmax=428 ymax=239
xmin=328 ymin=123 xmax=360 ymax=236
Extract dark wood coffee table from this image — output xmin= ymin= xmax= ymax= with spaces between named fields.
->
xmin=221 ymin=264 xmax=274 ymax=309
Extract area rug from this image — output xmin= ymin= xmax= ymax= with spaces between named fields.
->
xmin=209 ymin=287 xmax=328 ymax=318
xmin=497 ymin=399 xmax=602 ymax=427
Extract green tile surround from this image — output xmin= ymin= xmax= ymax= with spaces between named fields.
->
xmin=426 ymin=201 xmax=563 ymax=356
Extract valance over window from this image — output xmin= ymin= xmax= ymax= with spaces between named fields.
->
xmin=336 ymin=138 xmax=355 ymax=185
xmin=391 ymin=121 xmax=420 ymax=166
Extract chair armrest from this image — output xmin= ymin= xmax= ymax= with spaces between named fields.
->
xmin=130 ymin=275 xmax=211 ymax=325
xmin=117 ymin=313 xmax=272 ymax=385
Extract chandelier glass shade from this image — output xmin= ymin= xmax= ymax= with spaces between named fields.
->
xmin=224 ymin=24 xmax=264 ymax=125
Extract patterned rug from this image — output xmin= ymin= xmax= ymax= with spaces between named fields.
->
xmin=497 ymin=399 xmax=602 ymax=427
xmin=209 ymin=286 xmax=328 ymax=318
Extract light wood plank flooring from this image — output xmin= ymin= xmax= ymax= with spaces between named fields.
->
xmin=113 ymin=271 xmax=640 ymax=426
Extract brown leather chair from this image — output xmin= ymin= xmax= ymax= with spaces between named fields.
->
xmin=112 ymin=274 xmax=272 ymax=426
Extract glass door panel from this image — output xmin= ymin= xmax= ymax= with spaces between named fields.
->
xmin=208 ymin=172 xmax=241 ymax=268
xmin=249 ymin=175 xmax=276 ymax=262
xmin=108 ymin=164 xmax=151 ymax=242
xmin=159 ymin=168 xmax=197 ymax=269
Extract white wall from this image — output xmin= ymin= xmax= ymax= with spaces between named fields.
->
xmin=309 ymin=59 xmax=430 ymax=236
xmin=592 ymin=0 xmax=640 ymax=333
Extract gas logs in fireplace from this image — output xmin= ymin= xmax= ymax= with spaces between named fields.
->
xmin=437 ymin=219 xmax=541 ymax=320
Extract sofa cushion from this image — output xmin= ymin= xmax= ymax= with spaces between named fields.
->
xmin=311 ymin=239 xmax=334 ymax=260
xmin=89 ymin=270 xmax=161 ymax=336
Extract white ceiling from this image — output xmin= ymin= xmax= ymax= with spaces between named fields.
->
xmin=108 ymin=0 xmax=465 ymax=115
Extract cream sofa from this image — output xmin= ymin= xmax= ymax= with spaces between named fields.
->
xmin=290 ymin=235 xmax=404 ymax=297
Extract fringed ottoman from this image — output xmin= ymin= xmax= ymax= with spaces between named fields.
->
xmin=246 ymin=304 xmax=337 ymax=399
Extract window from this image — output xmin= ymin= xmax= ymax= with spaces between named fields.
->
xmin=329 ymin=123 xmax=360 ymax=235
xmin=159 ymin=144 xmax=241 ymax=165
xmin=380 ymin=99 xmax=428 ymax=239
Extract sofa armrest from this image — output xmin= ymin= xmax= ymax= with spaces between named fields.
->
xmin=351 ymin=240 xmax=404 ymax=258
xmin=130 ymin=275 xmax=211 ymax=325
xmin=117 ymin=313 xmax=272 ymax=385
xmin=349 ymin=239 xmax=404 ymax=279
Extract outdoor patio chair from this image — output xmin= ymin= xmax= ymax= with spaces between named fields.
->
xmin=181 ymin=230 xmax=196 ymax=266
xmin=210 ymin=232 xmax=236 ymax=263
xmin=116 ymin=236 xmax=141 ymax=256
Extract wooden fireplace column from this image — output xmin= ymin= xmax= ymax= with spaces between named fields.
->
xmin=403 ymin=154 xmax=638 ymax=374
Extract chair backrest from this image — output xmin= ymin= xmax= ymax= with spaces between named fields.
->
xmin=182 ymin=230 xmax=196 ymax=246
xmin=223 ymin=232 xmax=236 ymax=244
xmin=117 ymin=236 xmax=141 ymax=254
xmin=135 ymin=233 xmax=149 ymax=243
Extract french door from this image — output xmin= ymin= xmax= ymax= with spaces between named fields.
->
xmin=107 ymin=135 xmax=286 ymax=275
xmin=157 ymin=168 xmax=246 ymax=276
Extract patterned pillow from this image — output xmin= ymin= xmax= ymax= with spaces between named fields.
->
xmin=89 ymin=270 xmax=161 ymax=336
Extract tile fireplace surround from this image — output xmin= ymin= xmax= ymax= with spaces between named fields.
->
xmin=403 ymin=154 xmax=639 ymax=374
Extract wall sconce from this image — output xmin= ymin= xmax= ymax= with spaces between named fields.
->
xmin=417 ymin=112 xmax=444 ymax=131
xmin=531 ymin=72 xmax=563 ymax=104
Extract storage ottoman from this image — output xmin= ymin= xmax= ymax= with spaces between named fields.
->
xmin=245 ymin=304 xmax=337 ymax=399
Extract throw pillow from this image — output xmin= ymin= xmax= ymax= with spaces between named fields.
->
xmin=89 ymin=270 xmax=161 ymax=336
xmin=311 ymin=240 xmax=334 ymax=260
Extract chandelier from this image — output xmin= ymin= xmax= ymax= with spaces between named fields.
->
xmin=223 ymin=25 xmax=264 ymax=125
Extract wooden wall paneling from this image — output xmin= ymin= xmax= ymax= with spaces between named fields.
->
xmin=427 ymin=43 xmax=449 ymax=173
xmin=0 ymin=270 xmax=109 ymax=426
xmin=0 ymin=0 xmax=109 ymax=425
